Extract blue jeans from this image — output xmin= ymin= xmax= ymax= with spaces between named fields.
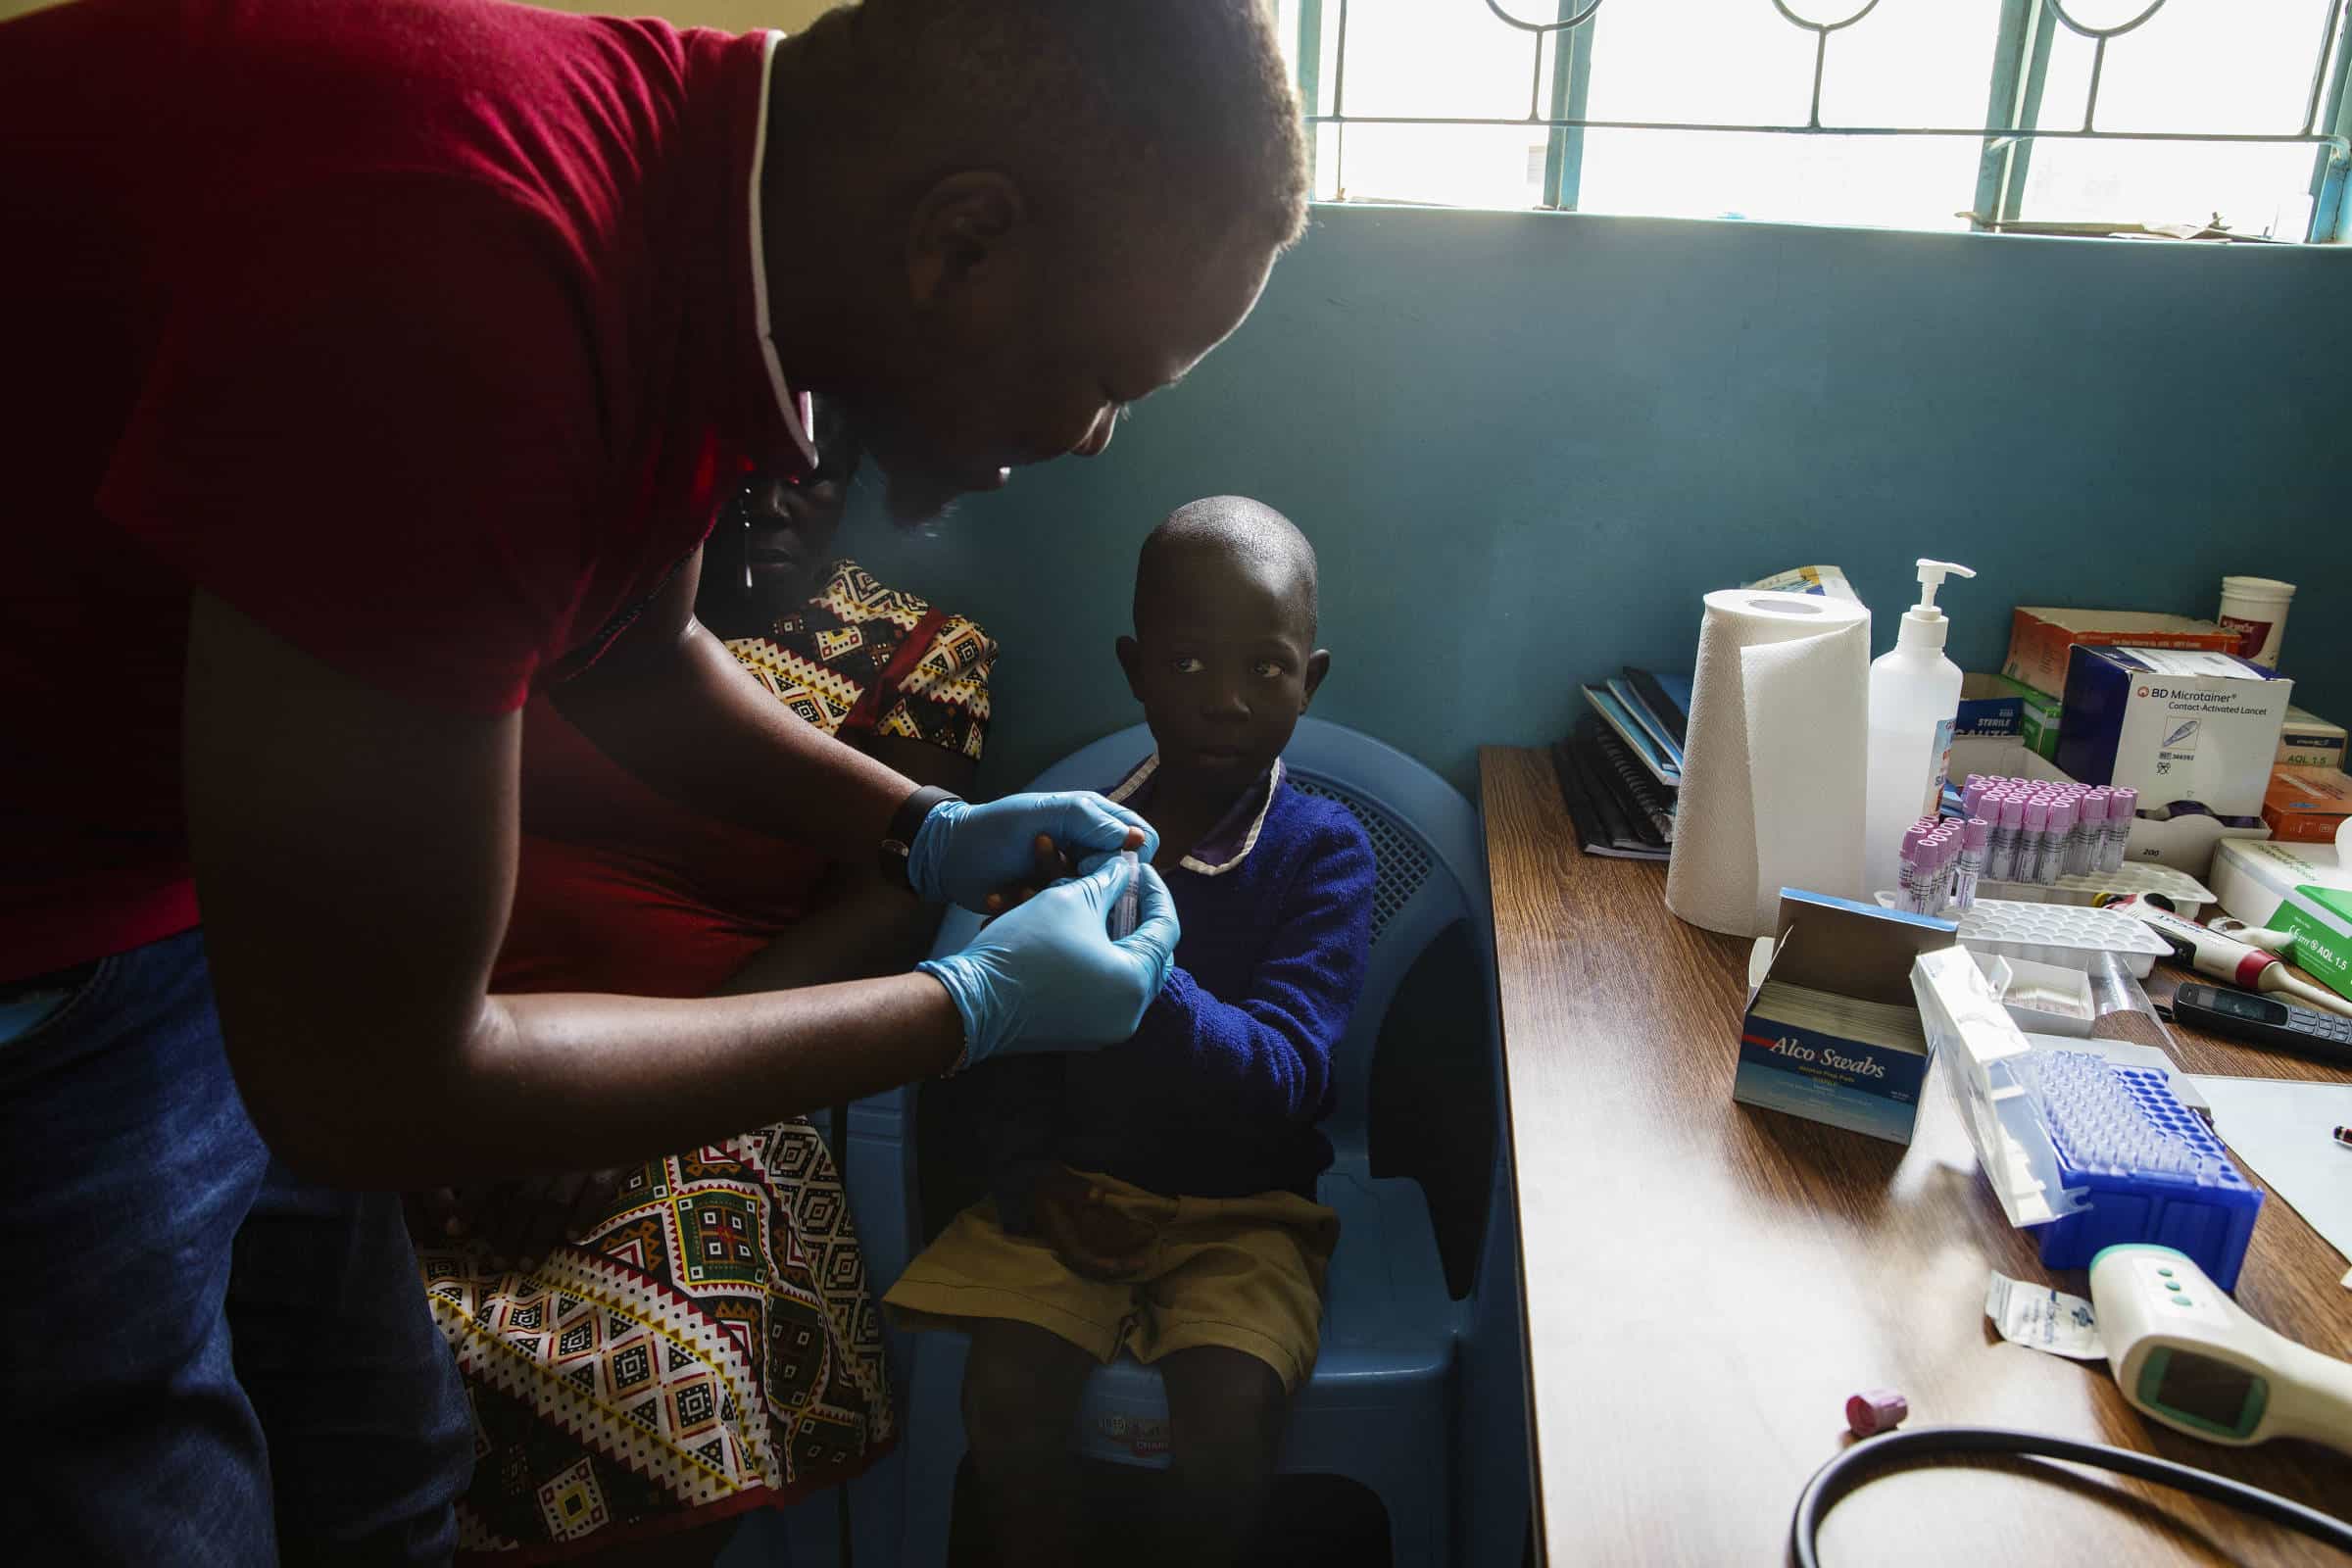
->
xmin=0 ymin=930 xmax=472 ymax=1564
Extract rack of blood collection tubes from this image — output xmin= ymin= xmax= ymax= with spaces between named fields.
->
xmin=1960 ymin=774 xmax=2135 ymax=886
xmin=1890 ymin=773 xmax=2155 ymax=919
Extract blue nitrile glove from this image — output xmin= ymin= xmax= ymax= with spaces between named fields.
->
xmin=906 ymin=791 xmax=1160 ymax=912
xmin=918 ymin=854 xmax=1180 ymax=1066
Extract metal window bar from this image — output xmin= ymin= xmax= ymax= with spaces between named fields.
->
xmin=1306 ymin=0 xmax=2352 ymax=238
xmin=2317 ymin=5 xmax=2352 ymax=235
xmin=1543 ymin=0 xmax=1594 ymax=208
xmin=1973 ymin=0 xmax=2059 ymax=231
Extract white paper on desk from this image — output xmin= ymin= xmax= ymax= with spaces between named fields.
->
xmin=2188 ymin=1074 xmax=2352 ymax=1287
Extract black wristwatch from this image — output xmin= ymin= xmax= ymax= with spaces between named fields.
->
xmin=880 ymin=785 xmax=961 ymax=895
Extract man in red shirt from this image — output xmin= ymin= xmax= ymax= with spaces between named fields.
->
xmin=0 ymin=0 xmax=1309 ymax=1558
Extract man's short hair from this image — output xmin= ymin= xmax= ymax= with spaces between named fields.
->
xmin=808 ymin=0 xmax=1310 ymax=255
xmin=1136 ymin=495 xmax=1319 ymax=638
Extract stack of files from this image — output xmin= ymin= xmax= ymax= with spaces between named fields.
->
xmin=1748 ymin=979 xmax=1928 ymax=1055
xmin=1552 ymin=715 xmax=1677 ymax=861
xmin=1579 ymin=668 xmax=1689 ymax=788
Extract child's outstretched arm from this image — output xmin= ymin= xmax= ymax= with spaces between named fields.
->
xmin=1130 ymin=816 xmax=1375 ymax=1122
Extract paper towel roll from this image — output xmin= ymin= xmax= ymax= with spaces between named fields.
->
xmin=1665 ymin=589 xmax=1872 ymax=937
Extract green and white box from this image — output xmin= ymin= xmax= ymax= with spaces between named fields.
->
xmin=1989 ymin=674 xmax=2065 ymax=760
xmin=2210 ymin=839 xmax=2352 ymax=1004
xmin=2271 ymin=884 xmax=2352 ymax=1004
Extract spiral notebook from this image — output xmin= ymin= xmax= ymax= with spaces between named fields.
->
xmin=1553 ymin=716 xmax=1677 ymax=859
xmin=1581 ymin=682 xmax=1682 ymax=787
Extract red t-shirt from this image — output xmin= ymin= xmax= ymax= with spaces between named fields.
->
xmin=0 ymin=0 xmax=813 ymax=979
xmin=493 ymin=695 xmax=829 ymax=1000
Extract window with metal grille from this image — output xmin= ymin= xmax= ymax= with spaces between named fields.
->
xmin=1276 ymin=0 xmax=2352 ymax=240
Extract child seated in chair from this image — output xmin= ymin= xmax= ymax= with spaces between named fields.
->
xmin=884 ymin=497 xmax=1375 ymax=1567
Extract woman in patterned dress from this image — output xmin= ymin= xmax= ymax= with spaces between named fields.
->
xmin=414 ymin=411 xmax=997 ymax=1565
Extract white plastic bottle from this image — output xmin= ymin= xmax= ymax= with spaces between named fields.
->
xmin=1861 ymin=560 xmax=1976 ymax=901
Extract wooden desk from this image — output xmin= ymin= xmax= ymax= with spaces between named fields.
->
xmin=1480 ymin=746 xmax=2352 ymax=1566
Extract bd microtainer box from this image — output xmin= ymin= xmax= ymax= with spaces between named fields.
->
xmin=2057 ymin=645 xmax=2292 ymax=819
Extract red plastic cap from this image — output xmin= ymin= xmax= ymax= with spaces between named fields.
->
xmin=1845 ymin=1389 xmax=1908 ymax=1438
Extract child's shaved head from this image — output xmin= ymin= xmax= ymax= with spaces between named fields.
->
xmin=1133 ymin=496 xmax=1318 ymax=640
xmin=1119 ymin=496 xmax=1329 ymax=799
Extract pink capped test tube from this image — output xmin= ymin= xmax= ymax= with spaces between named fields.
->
xmin=2072 ymin=791 xmax=2106 ymax=877
xmin=1987 ymin=793 xmax=2024 ymax=881
xmin=2105 ymin=786 xmax=2136 ymax=870
xmin=2021 ymin=797 xmax=2051 ymax=884
xmin=1913 ymin=833 xmax=1942 ymax=914
xmin=1957 ymin=817 xmax=1989 ymax=910
xmin=1898 ymin=825 xmax=1928 ymax=910
xmin=1917 ymin=836 xmax=1947 ymax=914
xmin=2042 ymin=797 xmax=2077 ymax=885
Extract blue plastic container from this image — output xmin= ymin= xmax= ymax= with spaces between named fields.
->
xmin=2026 ymin=1052 xmax=2263 ymax=1290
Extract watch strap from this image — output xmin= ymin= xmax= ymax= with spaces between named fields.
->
xmin=881 ymin=784 xmax=961 ymax=894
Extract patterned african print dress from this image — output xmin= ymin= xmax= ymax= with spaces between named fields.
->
xmin=728 ymin=559 xmax=996 ymax=759
xmin=417 ymin=561 xmax=996 ymax=1563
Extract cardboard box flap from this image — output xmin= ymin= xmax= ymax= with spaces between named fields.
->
xmin=2004 ymin=609 xmax=2241 ymax=697
xmin=1768 ymin=889 xmax=1957 ymax=1008
xmin=2015 ymin=609 xmax=2233 ymax=634
xmin=2090 ymin=646 xmax=2288 ymax=682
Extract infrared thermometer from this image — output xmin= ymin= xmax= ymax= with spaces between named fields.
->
xmin=2089 ymin=1245 xmax=2352 ymax=1453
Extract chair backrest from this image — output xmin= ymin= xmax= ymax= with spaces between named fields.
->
xmin=931 ymin=717 xmax=1491 ymax=1167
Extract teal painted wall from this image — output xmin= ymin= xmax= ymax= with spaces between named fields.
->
xmin=836 ymin=205 xmax=2352 ymax=797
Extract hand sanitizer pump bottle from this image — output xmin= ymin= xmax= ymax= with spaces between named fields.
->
xmin=1861 ymin=560 xmax=1975 ymax=902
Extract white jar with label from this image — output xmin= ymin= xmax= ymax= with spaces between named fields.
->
xmin=2218 ymin=575 xmax=2294 ymax=669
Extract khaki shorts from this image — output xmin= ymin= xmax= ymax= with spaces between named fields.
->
xmin=884 ymin=1170 xmax=1340 ymax=1391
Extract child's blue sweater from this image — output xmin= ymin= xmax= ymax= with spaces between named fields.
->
xmin=977 ymin=761 xmax=1376 ymax=1229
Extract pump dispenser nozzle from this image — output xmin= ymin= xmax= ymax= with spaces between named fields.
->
xmin=1899 ymin=560 xmax=1976 ymax=652
xmin=1913 ymin=560 xmax=1975 ymax=613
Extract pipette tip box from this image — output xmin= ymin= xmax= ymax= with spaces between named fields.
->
xmin=2021 ymin=1051 xmax=2261 ymax=1289
xmin=1912 ymin=948 xmax=2262 ymax=1290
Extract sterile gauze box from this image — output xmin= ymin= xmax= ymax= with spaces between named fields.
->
xmin=2055 ymin=645 xmax=2292 ymax=819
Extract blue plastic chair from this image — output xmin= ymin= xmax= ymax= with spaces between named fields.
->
xmin=830 ymin=717 xmax=1528 ymax=1568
